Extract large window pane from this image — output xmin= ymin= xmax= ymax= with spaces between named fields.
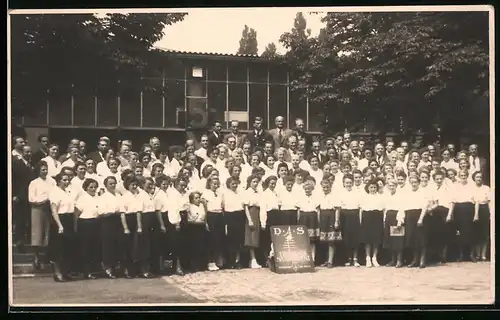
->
xmin=73 ymin=86 xmax=95 ymax=126
xmin=228 ymin=83 xmax=247 ymax=112
xmin=187 ymin=98 xmax=208 ymax=129
xmin=227 ymin=63 xmax=247 ymax=82
xmin=164 ymin=79 xmax=185 ymax=128
xmin=289 ymin=89 xmax=307 ymax=131
xmin=269 ymin=66 xmax=288 ymax=84
xmin=119 ymin=83 xmax=141 ymax=127
xmin=96 ymin=88 xmax=118 ymax=127
xmin=165 ymin=61 xmax=185 ymax=80
xmin=269 ymin=85 xmax=287 ymax=129
xmin=208 ymin=61 xmax=227 ymax=82
xmin=187 ymin=80 xmax=206 ymax=98
xmin=249 ymin=64 xmax=268 ymax=83
xmin=48 ymin=85 xmax=72 ymax=125
xmin=142 ymin=78 xmax=163 ymax=128
xmin=207 ymin=82 xmax=226 ymax=127
xmin=249 ymin=84 xmax=267 ymax=129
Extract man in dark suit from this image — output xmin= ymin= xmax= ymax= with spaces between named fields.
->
xmin=292 ymin=118 xmax=312 ymax=154
xmin=469 ymin=144 xmax=489 ymax=183
xmin=374 ymin=143 xmax=388 ymax=167
xmin=87 ymin=137 xmax=110 ymax=164
xmin=310 ymin=141 xmax=328 ymax=168
xmin=246 ymin=117 xmax=272 ymax=151
xmin=207 ymin=120 xmax=224 ymax=149
xmin=224 ymin=120 xmax=246 ymax=149
xmin=32 ymin=134 xmax=50 ymax=165
xmin=12 ymin=145 xmax=35 ymax=250
xmin=268 ymin=116 xmax=293 ymax=150
xmin=333 ymin=133 xmax=344 ymax=157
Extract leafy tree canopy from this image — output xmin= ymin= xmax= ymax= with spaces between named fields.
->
xmin=237 ymin=24 xmax=258 ymax=55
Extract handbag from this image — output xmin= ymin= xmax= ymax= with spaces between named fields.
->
xmin=390 ymin=226 xmax=405 ymax=236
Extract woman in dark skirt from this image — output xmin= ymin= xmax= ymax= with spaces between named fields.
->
xmin=429 ymin=171 xmax=455 ymax=264
xmin=403 ymin=175 xmax=430 ymax=268
xmin=222 ymin=177 xmax=247 ymax=269
xmin=339 ymin=174 xmax=361 ymax=267
xmin=383 ymin=180 xmax=405 ymax=267
xmin=28 ymin=161 xmax=55 ymax=270
xmin=98 ymin=176 xmax=125 ymax=279
xmin=472 ymin=171 xmax=492 ymax=261
xmin=153 ymin=174 xmax=171 ymax=275
xmin=360 ymin=179 xmax=385 ymax=268
xmin=260 ymin=176 xmax=280 ymax=261
xmin=167 ymin=177 xmax=190 ymax=276
xmin=243 ymin=174 xmax=263 ymax=269
xmin=297 ymin=180 xmax=320 ymax=262
xmin=318 ymin=179 xmax=341 ymax=268
xmin=136 ymin=177 xmax=158 ymax=278
xmin=452 ymin=169 xmax=477 ymax=262
xmin=75 ymin=178 xmax=101 ymax=279
xmin=48 ymin=172 xmax=76 ymax=282
xmin=201 ymin=177 xmax=225 ymax=272
xmin=277 ymin=175 xmax=299 ymax=225
xmin=120 ymin=176 xmax=142 ymax=278
xmin=185 ymin=191 xmax=208 ymax=272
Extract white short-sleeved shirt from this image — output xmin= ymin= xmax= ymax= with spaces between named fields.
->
xmin=222 ymin=189 xmax=244 ymax=212
xmin=42 ymin=156 xmax=62 ymax=178
xmin=99 ymin=191 xmax=124 ymax=214
xmin=299 ymin=160 xmax=311 ymax=172
xmin=61 ymin=158 xmax=77 ymax=170
xmin=49 ymin=187 xmax=75 ymax=214
xmin=261 ymin=188 xmax=280 ymax=212
xmin=202 ymin=189 xmax=223 ymax=213
xmin=140 ymin=189 xmax=156 ymax=213
xmin=167 ymin=188 xmax=190 ymax=225
xmin=243 ymin=188 xmax=261 ymax=207
xmin=441 ymin=160 xmax=459 ymax=172
xmin=318 ymin=192 xmax=340 ymax=210
xmin=278 ymin=189 xmax=299 ymax=210
xmin=452 ymin=183 xmax=476 ymax=204
xmin=400 ymin=188 xmax=427 ymax=211
xmin=76 ymin=192 xmax=100 ymax=219
xmin=309 ymin=168 xmax=324 ymax=187
xmin=154 ymin=189 xmax=169 ymax=212
xmin=188 ymin=204 xmax=206 ymax=223
xmin=340 ymin=189 xmax=360 ymax=210
xmin=298 ymin=193 xmax=319 ymax=212
xmin=431 ymin=184 xmax=453 ymax=209
xmin=360 ymin=193 xmax=385 ymax=211
xmin=472 ymin=185 xmax=492 ymax=204
xmin=384 ymin=191 xmax=402 ymax=211
xmin=29 ymin=177 xmax=56 ymax=203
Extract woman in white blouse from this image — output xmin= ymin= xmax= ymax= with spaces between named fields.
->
xmin=297 ymin=180 xmax=320 ymax=262
xmin=61 ymin=146 xmax=80 ymax=169
xmin=98 ymin=176 xmax=124 ymax=279
xmin=308 ymin=156 xmax=324 ymax=188
xmin=318 ymin=179 xmax=341 ymax=268
xmin=359 ymin=179 xmax=385 ymax=268
xmin=48 ymin=172 xmax=76 ymax=282
xmin=185 ymin=191 xmax=208 ymax=273
xmin=202 ymin=177 xmax=225 ymax=271
xmin=244 ymin=174 xmax=264 ymax=269
xmin=200 ymin=147 xmax=219 ymax=176
xmin=259 ymin=175 xmax=280 ymax=261
xmin=70 ymin=162 xmax=87 ymax=201
xmin=382 ymin=180 xmax=404 ymax=268
xmin=402 ymin=176 xmax=429 ymax=268
xmin=152 ymin=174 xmax=171 ymax=275
xmin=339 ymin=174 xmax=361 ymax=267
xmin=75 ymin=178 xmax=101 ymax=279
xmin=29 ymin=161 xmax=56 ymax=270
xmin=472 ymin=171 xmax=491 ymax=261
xmin=167 ymin=177 xmax=190 ymax=276
xmin=42 ymin=144 xmax=62 ymax=179
xmin=429 ymin=171 xmax=455 ymax=264
xmin=440 ymin=148 xmax=459 ymax=172
xmin=84 ymin=159 xmax=102 ymax=191
xmin=452 ymin=169 xmax=477 ymax=262
xmin=222 ymin=177 xmax=247 ymax=269
xmin=277 ymin=175 xmax=299 ymax=225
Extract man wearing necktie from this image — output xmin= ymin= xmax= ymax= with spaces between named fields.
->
xmin=374 ymin=143 xmax=387 ymax=167
xmin=268 ymin=116 xmax=293 ymax=150
xmin=469 ymin=144 xmax=488 ymax=183
xmin=246 ymin=117 xmax=272 ymax=151
xmin=224 ymin=120 xmax=246 ymax=149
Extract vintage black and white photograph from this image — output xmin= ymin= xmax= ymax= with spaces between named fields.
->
xmin=8 ymin=6 xmax=494 ymax=306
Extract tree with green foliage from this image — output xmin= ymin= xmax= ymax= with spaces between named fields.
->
xmin=280 ymin=11 xmax=489 ymax=142
xmin=10 ymin=13 xmax=187 ymax=118
xmin=237 ymin=24 xmax=258 ymax=55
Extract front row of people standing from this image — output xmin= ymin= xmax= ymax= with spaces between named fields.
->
xmin=33 ymin=158 xmax=491 ymax=282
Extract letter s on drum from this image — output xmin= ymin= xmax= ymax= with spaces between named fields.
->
xmin=296 ymin=227 xmax=305 ymax=235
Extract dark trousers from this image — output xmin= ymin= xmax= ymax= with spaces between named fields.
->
xmin=122 ymin=213 xmax=137 ymax=271
xmin=13 ymin=200 xmax=31 ymax=244
xmin=185 ymin=223 xmax=207 ymax=271
xmin=47 ymin=213 xmax=75 ymax=275
xmin=206 ymin=213 xmax=225 ymax=262
xmin=135 ymin=212 xmax=155 ymax=272
xmin=101 ymin=214 xmax=122 ymax=270
xmin=78 ymin=218 xmax=101 ymax=274
xmin=225 ymin=211 xmax=246 ymax=264
xmin=150 ymin=212 xmax=168 ymax=273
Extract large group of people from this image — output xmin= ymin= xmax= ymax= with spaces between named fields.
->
xmin=11 ymin=115 xmax=492 ymax=283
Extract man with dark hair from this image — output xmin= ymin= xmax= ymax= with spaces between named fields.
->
xmin=208 ymin=120 xmax=224 ymax=148
xmin=32 ymin=134 xmax=50 ymax=164
xmin=293 ymin=118 xmax=312 ymax=153
xmin=87 ymin=137 xmax=110 ymax=164
xmin=246 ymin=117 xmax=272 ymax=150
xmin=224 ymin=120 xmax=246 ymax=149
xmin=11 ymin=136 xmax=26 ymax=160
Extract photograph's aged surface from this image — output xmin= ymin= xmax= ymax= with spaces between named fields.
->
xmin=8 ymin=6 xmax=494 ymax=306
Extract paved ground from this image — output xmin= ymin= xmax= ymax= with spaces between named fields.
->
xmin=11 ymin=262 xmax=494 ymax=306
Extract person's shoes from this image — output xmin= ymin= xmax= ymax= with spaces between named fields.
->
xmin=344 ymin=259 xmax=353 ymax=267
xmin=208 ymin=263 xmax=219 ymax=271
xmin=175 ymin=268 xmax=185 ymax=276
xmin=372 ymin=258 xmax=380 ymax=267
xmin=123 ymin=268 xmax=134 ymax=279
xmin=104 ymin=269 xmax=116 ymax=279
xmin=141 ymin=272 xmax=155 ymax=279
xmin=365 ymin=258 xmax=372 ymax=268
xmin=470 ymin=255 xmax=477 ymax=263
xmin=353 ymin=259 xmax=360 ymax=267
xmin=85 ymin=273 xmax=98 ymax=280
xmin=386 ymin=261 xmax=396 ymax=267
xmin=326 ymin=262 xmax=333 ymax=269
xmin=407 ymin=262 xmax=418 ymax=268
xmin=250 ymin=259 xmax=262 ymax=269
xmin=234 ymin=261 xmax=243 ymax=270
xmin=395 ymin=261 xmax=403 ymax=268
xmin=419 ymin=263 xmax=427 ymax=269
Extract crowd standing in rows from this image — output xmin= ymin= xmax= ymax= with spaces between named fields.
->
xmin=11 ymin=116 xmax=492 ymax=282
